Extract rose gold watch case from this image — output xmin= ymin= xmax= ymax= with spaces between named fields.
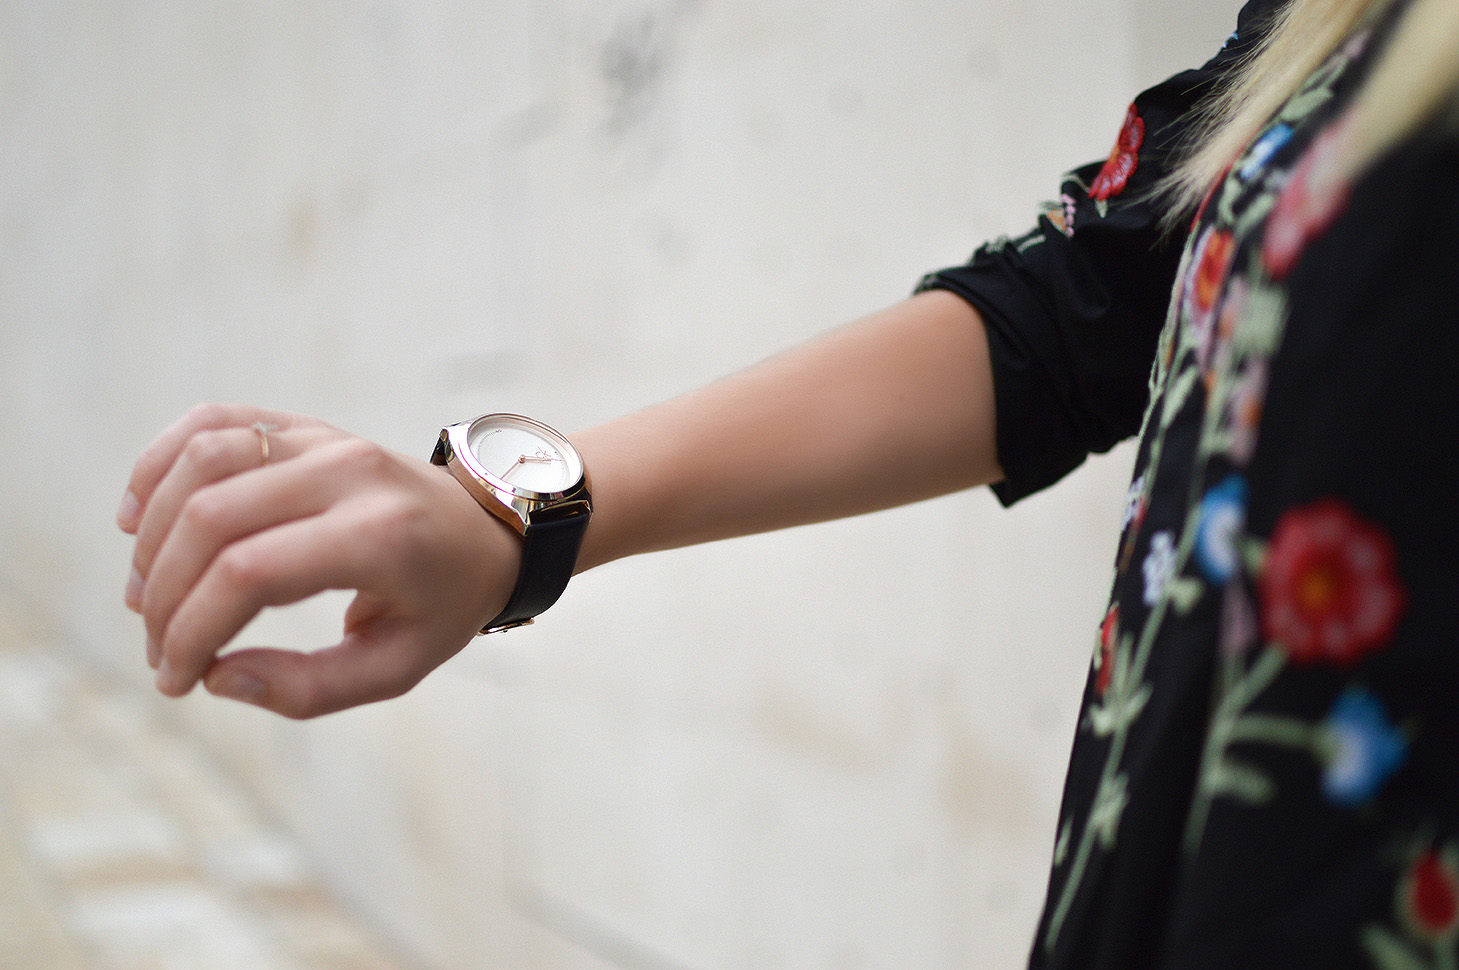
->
xmin=431 ymin=413 xmax=592 ymax=535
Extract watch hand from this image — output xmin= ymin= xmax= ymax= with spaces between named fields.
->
xmin=499 ymin=452 xmax=558 ymax=480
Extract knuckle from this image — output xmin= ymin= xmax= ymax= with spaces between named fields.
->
xmin=372 ymin=495 xmax=427 ymax=541
xmin=177 ymin=489 xmax=230 ymax=535
xmin=180 ymin=430 xmax=236 ymax=476
xmin=186 ymin=401 xmax=230 ymax=426
xmin=359 ymin=499 xmax=432 ymax=577
xmin=212 ymin=543 xmax=266 ymax=591
xmin=330 ymin=436 xmax=388 ymax=473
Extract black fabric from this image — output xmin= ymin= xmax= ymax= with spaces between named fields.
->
xmin=917 ymin=0 xmax=1459 ymax=966
xmin=917 ymin=0 xmax=1285 ymax=504
xmin=1150 ymin=131 xmax=1459 ymax=970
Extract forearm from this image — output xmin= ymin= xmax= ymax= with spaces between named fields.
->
xmin=117 ymin=292 xmax=997 ymax=716
xmin=574 ymin=289 xmax=1001 ymax=571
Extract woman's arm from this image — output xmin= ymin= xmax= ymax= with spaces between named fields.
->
xmin=118 ymin=289 xmax=998 ymax=718
xmin=576 ymin=289 xmax=1000 ymax=569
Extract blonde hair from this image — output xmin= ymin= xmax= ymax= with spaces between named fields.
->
xmin=1164 ymin=0 xmax=1459 ymax=220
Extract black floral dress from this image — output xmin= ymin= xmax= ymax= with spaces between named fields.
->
xmin=918 ymin=0 xmax=1459 ymax=966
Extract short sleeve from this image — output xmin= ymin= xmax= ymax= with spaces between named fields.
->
xmin=918 ymin=0 xmax=1286 ymax=504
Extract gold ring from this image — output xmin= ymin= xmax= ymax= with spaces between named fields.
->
xmin=252 ymin=422 xmax=278 ymax=466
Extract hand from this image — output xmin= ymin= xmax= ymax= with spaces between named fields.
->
xmin=118 ymin=403 xmax=522 ymax=718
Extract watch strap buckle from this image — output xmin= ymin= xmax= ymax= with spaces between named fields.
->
xmin=479 ymin=617 xmax=535 ymax=636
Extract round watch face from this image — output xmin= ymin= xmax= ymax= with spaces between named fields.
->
xmin=465 ymin=414 xmax=583 ymax=496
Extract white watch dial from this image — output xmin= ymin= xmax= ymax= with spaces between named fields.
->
xmin=466 ymin=415 xmax=582 ymax=495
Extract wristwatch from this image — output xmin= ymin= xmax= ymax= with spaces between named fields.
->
xmin=431 ymin=413 xmax=592 ymax=633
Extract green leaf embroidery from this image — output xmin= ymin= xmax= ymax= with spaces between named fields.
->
xmin=1227 ymin=713 xmax=1318 ymax=751
xmin=1089 ymin=773 xmax=1131 ymax=850
xmin=1231 ymin=279 xmax=1288 ymax=358
xmin=1089 ymin=631 xmax=1151 ymax=737
xmin=1089 ymin=683 xmax=1153 ymax=737
xmin=1360 ymin=925 xmax=1432 ymax=970
xmin=1233 ymin=189 xmax=1278 ymax=243
xmin=1161 ymin=366 xmax=1201 ymax=432
xmin=1206 ymin=756 xmax=1276 ymax=804
xmin=1278 ymin=85 xmax=1335 ymax=125
xmin=1166 ymin=576 xmax=1206 ymax=615
xmin=1216 ymin=169 xmax=1243 ymax=228
xmin=1053 ymin=819 xmax=1073 ymax=866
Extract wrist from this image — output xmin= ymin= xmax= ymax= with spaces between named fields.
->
xmin=432 ymin=413 xmax=591 ymax=633
xmin=569 ymin=423 xmax=651 ymax=574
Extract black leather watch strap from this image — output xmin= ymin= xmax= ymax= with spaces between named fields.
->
xmin=481 ymin=510 xmax=589 ymax=633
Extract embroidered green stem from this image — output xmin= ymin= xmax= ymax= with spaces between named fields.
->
xmin=1183 ymin=647 xmax=1289 ymax=854
xmin=1044 ymin=492 xmax=1202 ymax=949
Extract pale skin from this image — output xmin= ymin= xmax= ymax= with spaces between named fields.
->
xmin=118 ymin=289 xmax=1001 ymax=719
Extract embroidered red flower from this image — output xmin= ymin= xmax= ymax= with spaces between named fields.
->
xmin=1404 ymin=849 xmax=1459 ymax=939
xmin=1261 ymin=120 xmax=1353 ymax=280
xmin=1090 ymin=104 xmax=1145 ymax=201
xmin=1259 ymin=499 xmax=1405 ymax=665
xmin=1192 ymin=228 xmax=1235 ymax=319
xmin=1182 ymin=227 xmax=1237 ymax=370
xmin=1096 ymin=605 xmax=1119 ymax=696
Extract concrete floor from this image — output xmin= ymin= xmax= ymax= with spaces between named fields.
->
xmin=0 ymin=616 xmax=421 ymax=970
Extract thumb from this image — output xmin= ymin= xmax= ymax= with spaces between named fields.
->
xmin=203 ymin=631 xmax=439 ymax=719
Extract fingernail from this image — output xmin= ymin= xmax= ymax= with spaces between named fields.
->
xmin=146 ymin=635 xmax=160 ymax=669
xmin=155 ymin=657 xmax=186 ymax=696
xmin=118 ymin=491 xmax=141 ymax=530
xmin=207 ymin=670 xmax=265 ymax=705
xmin=126 ymin=568 xmax=145 ymax=612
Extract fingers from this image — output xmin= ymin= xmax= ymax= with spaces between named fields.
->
xmin=153 ymin=501 xmax=381 ymax=698
xmin=202 ymin=631 xmax=444 ymax=720
xmin=138 ymin=436 xmax=341 ymax=660
xmin=120 ymin=406 xmax=513 ymax=718
xmin=118 ymin=403 xmax=308 ymax=535
xmin=130 ymin=424 xmax=302 ymax=594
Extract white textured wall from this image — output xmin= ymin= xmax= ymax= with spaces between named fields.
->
xmin=1 ymin=1 xmax=1233 ymax=967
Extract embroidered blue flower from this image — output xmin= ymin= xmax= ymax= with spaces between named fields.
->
xmin=1320 ymin=687 xmax=1407 ymax=807
xmin=1194 ymin=476 xmax=1248 ymax=583
xmin=1241 ymin=123 xmax=1294 ymax=181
